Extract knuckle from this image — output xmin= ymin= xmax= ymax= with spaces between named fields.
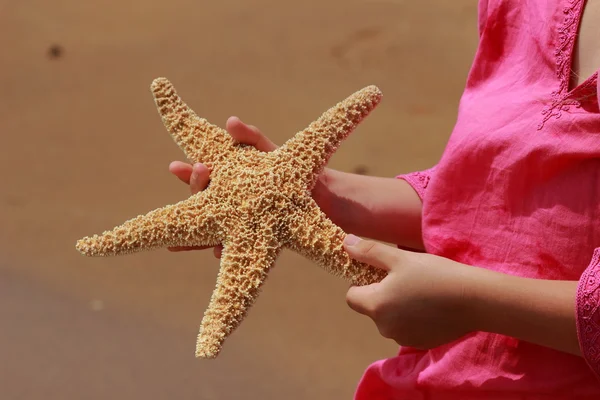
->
xmin=369 ymin=302 xmax=385 ymax=321
xmin=345 ymin=292 xmax=355 ymax=308
xmin=363 ymin=295 xmax=384 ymax=319
xmin=377 ymin=325 xmax=393 ymax=339
xmin=345 ymin=289 xmax=361 ymax=310
xmin=345 ymin=289 xmax=372 ymax=316
xmin=249 ymin=125 xmax=261 ymax=135
xmin=360 ymin=241 xmax=379 ymax=259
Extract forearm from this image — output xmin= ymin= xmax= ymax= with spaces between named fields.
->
xmin=465 ymin=266 xmax=581 ymax=356
xmin=313 ymin=168 xmax=425 ymax=250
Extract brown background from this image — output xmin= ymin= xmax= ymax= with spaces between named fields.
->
xmin=0 ymin=1 xmax=478 ymax=399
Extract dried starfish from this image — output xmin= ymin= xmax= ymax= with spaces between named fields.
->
xmin=76 ymin=78 xmax=387 ymax=358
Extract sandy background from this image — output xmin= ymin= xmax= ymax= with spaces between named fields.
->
xmin=0 ymin=1 xmax=478 ymax=399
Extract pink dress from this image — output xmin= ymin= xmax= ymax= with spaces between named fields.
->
xmin=355 ymin=1 xmax=600 ymax=398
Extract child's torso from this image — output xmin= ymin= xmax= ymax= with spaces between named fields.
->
xmin=358 ymin=1 xmax=600 ymax=398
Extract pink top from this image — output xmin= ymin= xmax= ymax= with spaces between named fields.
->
xmin=355 ymin=1 xmax=600 ymax=398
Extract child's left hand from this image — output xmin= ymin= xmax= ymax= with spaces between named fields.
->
xmin=343 ymin=234 xmax=478 ymax=350
xmin=343 ymin=234 xmax=583 ymax=355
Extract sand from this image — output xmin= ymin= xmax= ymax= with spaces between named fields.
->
xmin=0 ymin=0 xmax=478 ymax=398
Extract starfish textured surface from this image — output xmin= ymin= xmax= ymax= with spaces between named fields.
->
xmin=76 ymin=78 xmax=387 ymax=358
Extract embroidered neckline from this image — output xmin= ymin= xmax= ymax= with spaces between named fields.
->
xmin=538 ymin=0 xmax=589 ymax=130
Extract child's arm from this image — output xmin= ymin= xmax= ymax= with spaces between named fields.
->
xmin=343 ymin=236 xmax=584 ymax=358
xmin=468 ymin=270 xmax=581 ymax=356
xmin=313 ymin=169 xmax=425 ymax=250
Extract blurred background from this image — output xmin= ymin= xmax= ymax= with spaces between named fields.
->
xmin=0 ymin=0 xmax=478 ymax=398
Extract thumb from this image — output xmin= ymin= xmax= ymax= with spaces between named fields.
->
xmin=343 ymin=235 xmax=398 ymax=272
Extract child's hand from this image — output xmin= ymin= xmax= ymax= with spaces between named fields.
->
xmin=343 ymin=234 xmax=477 ymax=350
xmin=167 ymin=116 xmax=277 ymax=257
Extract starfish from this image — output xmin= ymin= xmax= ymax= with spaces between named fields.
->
xmin=76 ymin=78 xmax=387 ymax=358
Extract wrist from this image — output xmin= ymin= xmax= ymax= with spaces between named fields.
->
xmin=466 ymin=266 xmax=580 ymax=355
xmin=435 ymin=260 xmax=490 ymax=335
xmin=459 ymin=266 xmax=506 ymax=334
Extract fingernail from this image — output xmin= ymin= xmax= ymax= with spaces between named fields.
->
xmin=344 ymin=234 xmax=361 ymax=246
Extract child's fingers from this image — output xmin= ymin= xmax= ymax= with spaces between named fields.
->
xmin=343 ymin=235 xmax=397 ymax=272
xmin=168 ymin=245 xmax=211 ymax=252
xmin=346 ymin=284 xmax=381 ymax=317
xmin=169 ymin=161 xmax=211 ymax=194
xmin=226 ymin=116 xmax=278 ymax=152
xmin=189 ymin=163 xmax=210 ymax=194
xmin=169 ymin=161 xmax=193 ymax=184
xmin=167 ymin=244 xmax=223 ymax=259
xmin=166 ymin=163 xmax=215 ymax=253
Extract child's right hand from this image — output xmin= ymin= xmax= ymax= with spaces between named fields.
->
xmin=167 ymin=115 xmax=426 ymax=256
xmin=167 ymin=116 xmax=278 ymax=258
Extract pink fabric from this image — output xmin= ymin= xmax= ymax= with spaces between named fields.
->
xmin=576 ymin=250 xmax=600 ymax=381
xmin=356 ymin=0 xmax=600 ymax=398
xmin=397 ymin=166 xmax=436 ymax=202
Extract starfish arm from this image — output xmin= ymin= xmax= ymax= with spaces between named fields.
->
xmin=76 ymin=193 xmax=220 ymax=256
xmin=274 ymin=85 xmax=382 ymax=190
xmin=195 ymin=224 xmax=281 ymax=358
xmin=151 ymin=78 xmax=236 ymax=166
xmin=285 ymin=198 xmax=386 ymax=286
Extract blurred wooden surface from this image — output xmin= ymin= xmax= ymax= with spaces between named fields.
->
xmin=0 ymin=1 xmax=478 ymax=398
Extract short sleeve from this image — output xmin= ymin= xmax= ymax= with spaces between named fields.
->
xmin=396 ymin=165 xmax=436 ymax=202
xmin=478 ymin=0 xmax=489 ymax=38
xmin=576 ymin=248 xmax=600 ymax=380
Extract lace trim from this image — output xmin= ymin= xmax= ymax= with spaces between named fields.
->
xmin=576 ymin=248 xmax=600 ymax=380
xmin=538 ymin=0 xmax=587 ymax=129
xmin=397 ymin=167 xmax=435 ymax=202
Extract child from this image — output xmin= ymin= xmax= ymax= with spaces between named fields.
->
xmin=169 ymin=0 xmax=600 ymax=397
